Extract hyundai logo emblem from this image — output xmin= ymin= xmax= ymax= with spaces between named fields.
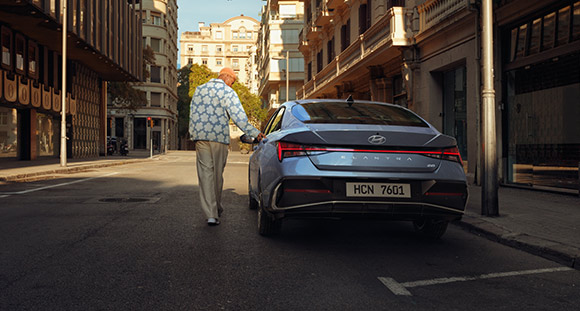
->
xmin=368 ymin=135 xmax=386 ymax=145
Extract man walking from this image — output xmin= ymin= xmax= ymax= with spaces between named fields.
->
xmin=189 ymin=68 xmax=264 ymax=226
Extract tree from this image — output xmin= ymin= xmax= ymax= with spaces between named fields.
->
xmin=107 ymin=46 xmax=156 ymax=111
xmin=182 ymin=64 xmax=267 ymax=136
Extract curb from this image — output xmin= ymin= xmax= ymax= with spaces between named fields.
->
xmin=453 ymin=216 xmax=578 ymax=270
xmin=0 ymin=158 xmax=153 ymax=182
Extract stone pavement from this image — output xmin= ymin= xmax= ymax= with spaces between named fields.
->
xmin=1 ymin=150 xmax=578 ymax=269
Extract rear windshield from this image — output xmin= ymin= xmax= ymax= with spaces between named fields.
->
xmin=292 ymin=102 xmax=429 ymax=127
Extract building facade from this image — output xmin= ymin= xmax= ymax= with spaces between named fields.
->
xmin=296 ymin=0 xmax=580 ymax=192
xmin=257 ymin=0 xmax=305 ymax=111
xmin=107 ymin=0 xmax=179 ymax=153
xmin=180 ymin=15 xmax=260 ymax=88
xmin=0 ymin=0 xmax=142 ymax=161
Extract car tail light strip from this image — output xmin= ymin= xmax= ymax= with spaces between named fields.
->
xmin=277 ymin=142 xmax=463 ymax=165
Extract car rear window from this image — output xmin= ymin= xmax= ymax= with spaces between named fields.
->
xmin=292 ymin=102 xmax=429 ymax=127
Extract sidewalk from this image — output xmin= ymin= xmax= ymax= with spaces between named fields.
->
xmin=1 ymin=152 xmax=578 ymax=269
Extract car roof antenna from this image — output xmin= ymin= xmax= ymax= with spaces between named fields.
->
xmin=346 ymin=94 xmax=354 ymax=107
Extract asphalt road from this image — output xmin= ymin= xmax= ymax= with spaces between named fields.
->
xmin=0 ymin=151 xmax=578 ymax=310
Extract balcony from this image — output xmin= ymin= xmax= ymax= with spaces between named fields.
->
xmin=314 ymin=3 xmax=332 ymax=27
xmin=298 ymin=29 xmax=310 ymax=54
xmin=305 ymin=21 xmax=323 ymax=41
xmin=418 ymin=0 xmax=469 ymax=34
xmin=326 ymin=0 xmax=344 ymax=10
xmin=298 ymin=7 xmax=412 ymax=99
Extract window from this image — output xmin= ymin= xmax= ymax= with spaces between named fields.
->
xmin=215 ymin=31 xmax=223 ymax=39
xmin=232 ymin=59 xmax=239 ymax=68
xmin=316 ymin=50 xmax=323 ymax=73
xmin=341 ymin=20 xmax=351 ymax=51
xmin=557 ymin=6 xmax=571 ymax=46
xmin=150 ymin=66 xmax=161 ymax=83
xmin=141 ymin=11 xmax=147 ymax=23
xmin=151 ymin=12 xmax=161 ymax=26
xmin=528 ymin=18 xmax=542 ymax=55
xmin=247 ymin=32 xmax=253 ymax=39
xmin=327 ymin=38 xmax=335 ymax=64
xmin=232 ymin=45 xmax=239 ymax=52
xmin=202 ymin=58 xmax=208 ymax=65
xmin=233 ymin=31 xmax=238 ymax=39
xmin=280 ymin=4 xmax=297 ymax=18
xmin=216 ymin=45 xmax=223 ymax=52
xmin=187 ymin=58 xmax=193 ymax=65
xmin=187 ymin=44 xmax=193 ymax=52
xmin=292 ymin=102 xmax=428 ymax=127
xmin=573 ymin=2 xmax=580 ymax=41
xmin=239 ymin=32 xmax=246 ymax=39
xmin=216 ymin=59 xmax=222 ymax=66
xmin=27 ymin=40 xmax=38 ymax=79
xmin=543 ymin=13 xmax=556 ymax=50
xmin=1 ymin=26 xmax=12 ymax=70
xmin=201 ymin=45 xmax=208 ymax=53
xmin=150 ymin=92 xmax=161 ymax=107
xmin=15 ymin=34 xmax=25 ymax=74
xmin=264 ymin=107 xmax=286 ymax=135
xmin=151 ymin=38 xmax=161 ymax=53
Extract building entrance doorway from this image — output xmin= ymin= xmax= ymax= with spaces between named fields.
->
xmin=443 ymin=66 xmax=467 ymax=169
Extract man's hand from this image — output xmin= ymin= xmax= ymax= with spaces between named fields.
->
xmin=256 ymin=133 xmax=266 ymax=142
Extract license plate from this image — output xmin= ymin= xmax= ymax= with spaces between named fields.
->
xmin=346 ymin=182 xmax=411 ymax=198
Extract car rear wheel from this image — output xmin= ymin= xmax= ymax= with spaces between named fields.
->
xmin=248 ymin=193 xmax=259 ymax=210
xmin=258 ymin=205 xmax=281 ymax=236
xmin=413 ymin=219 xmax=449 ymax=239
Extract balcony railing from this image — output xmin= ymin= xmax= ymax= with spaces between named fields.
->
xmin=418 ymin=0 xmax=469 ymax=33
xmin=298 ymin=7 xmax=412 ymax=99
xmin=314 ymin=3 xmax=332 ymax=27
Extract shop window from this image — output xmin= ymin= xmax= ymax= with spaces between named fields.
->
xmin=0 ymin=108 xmax=17 ymax=157
xmin=528 ymin=18 xmax=542 ymax=55
xmin=542 ymin=13 xmax=556 ymax=51
xmin=557 ymin=6 xmax=571 ymax=46
xmin=515 ymin=24 xmax=527 ymax=58
xmin=37 ymin=112 xmax=56 ymax=157
xmin=573 ymin=2 xmax=580 ymax=41
xmin=27 ymin=40 xmax=38 ymax=79
xmin=1 ymin=26 xmax=13 ymax=70
xmin=15 ymin=34 xmax=26 ymax=75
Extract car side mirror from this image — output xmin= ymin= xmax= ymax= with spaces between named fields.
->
xmin=240 ymin=134 xmax=258 ymax=144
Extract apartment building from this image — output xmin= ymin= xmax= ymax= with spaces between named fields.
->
xmin=107 ymin=0 xmax=179 ymax=153
xmin=180 ymin=15 xmax=260 ymax=88
xmin=256 ymin=0 xmax=305 ymax=111
xmin=297 ymin=0 xmax=580 ymax=192
xmin=0 ymin=0 xmax=142 ymax=161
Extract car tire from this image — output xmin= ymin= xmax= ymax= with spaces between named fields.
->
xmin=258 ymin=205 xmax=281 ymax=236
xmin=249 ymin=193 xmax=259 ymax=210
xmin=413 ymin=219 xmax=449 ymax=239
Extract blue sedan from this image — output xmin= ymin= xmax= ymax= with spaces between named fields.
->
xmin=245 ymin=98 xmax=468 ymax=239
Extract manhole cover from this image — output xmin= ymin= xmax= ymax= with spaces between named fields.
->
xmin=98 ymin=198 xmax=151 ymax=203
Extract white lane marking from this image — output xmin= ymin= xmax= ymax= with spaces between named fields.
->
xmin=380 ymin=267 xmax=574 ymax=296
xmin=0 ymin=172 xmax=119 ymax=197
xmin=378 ymin=277 xmax=412 ymax=296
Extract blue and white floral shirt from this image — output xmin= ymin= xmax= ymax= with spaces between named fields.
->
xmin=189 ymin=79 xmax=260 ymax=145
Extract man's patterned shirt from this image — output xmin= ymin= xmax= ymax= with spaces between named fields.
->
xmin=189 ymin=79 xmax=260 ymax=144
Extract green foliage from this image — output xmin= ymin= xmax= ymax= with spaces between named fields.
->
xmin=183 ymin=64 xmax=268 ymax=133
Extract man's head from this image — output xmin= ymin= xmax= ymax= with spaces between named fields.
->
xmin=218 ymin=67 xmax=236 ymax=86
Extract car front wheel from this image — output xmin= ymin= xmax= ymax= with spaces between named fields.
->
xmin=413 ymin=219 xmax=449 ymax=239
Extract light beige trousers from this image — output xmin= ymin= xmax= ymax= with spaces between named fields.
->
xmin=195 ymin=141 xmax=229 ymax=219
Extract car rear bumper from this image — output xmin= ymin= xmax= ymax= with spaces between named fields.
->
xmin=267 ymin=177 xmax=468 ymax=221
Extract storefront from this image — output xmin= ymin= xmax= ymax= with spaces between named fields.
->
xmin=503 ymin=1 xmax=580 ymax=190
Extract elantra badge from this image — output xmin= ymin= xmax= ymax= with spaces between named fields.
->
xmin=368 ymin=135 xmax=386 ymax=145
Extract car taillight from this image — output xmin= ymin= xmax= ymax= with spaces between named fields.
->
xmin=277 ymin=142 xmax=315 ymax=161
xmin=442 ymin=146 xmax=463 ymax=165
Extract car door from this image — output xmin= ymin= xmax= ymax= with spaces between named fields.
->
xmin=249 ymin=106 xmax=286 ymax=196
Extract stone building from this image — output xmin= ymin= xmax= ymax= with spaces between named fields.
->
xmin=0 ymin=0 xmax=142 ymax=161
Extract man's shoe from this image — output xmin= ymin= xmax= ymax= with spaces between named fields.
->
xmin=207 ymin=218 xmax=220 ymax=226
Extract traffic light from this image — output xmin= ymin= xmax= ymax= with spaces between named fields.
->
xmin=147 ymin=117 xmax=154 ymax=128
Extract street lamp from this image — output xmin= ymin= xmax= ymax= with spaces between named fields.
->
xmin=60 ymin=1 xmax=68 ymax=167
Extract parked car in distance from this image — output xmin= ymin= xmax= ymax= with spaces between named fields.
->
xmin=243 ymin=98 xmax=468 ymax=239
